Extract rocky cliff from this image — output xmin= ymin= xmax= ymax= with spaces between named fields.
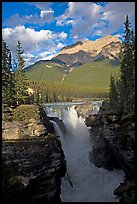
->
xmin=53 ymin=35 xmax=121 ymax=67
xmin=2 ymin=105 xmax=66 ymax=203
xmin=85 ymin=101 xmax=135 ymax=201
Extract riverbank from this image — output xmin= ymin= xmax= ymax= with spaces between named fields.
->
xmin=85 ymin=101 xmax=135 ymax=202
xmin=2 ymin=104 xmax=66 ymax=203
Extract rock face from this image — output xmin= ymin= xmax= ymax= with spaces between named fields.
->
xmin=48 ymin=116 xmax=67 ymax=134
xmin=53 ymin=35 xmax=121 ymax=66
xmin=2 ymin=119 xmax=48 ymax=140
xmin=75 ymin=102 xmax=93 ymax=118
xmin=114 ymin=180 xmax=135 ymax=197
xmin=86 ymin=110 xmax=135 ymax=175
xmin=2 ymin=121 xmax=21 ymax=139
xmin=2 ymin=105 xmax=55 ymax=140
xmin=85 ymin=101 xmax=135 ymax=201
xmin=2 ymin=105 xmax=66 ymax=203
xmin=2 ymin=134 xmax=66 ymax=203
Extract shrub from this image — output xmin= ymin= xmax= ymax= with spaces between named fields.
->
xmin=12 ymin=105 xmax=40 ymax=122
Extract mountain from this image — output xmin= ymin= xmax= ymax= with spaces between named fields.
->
xmin=25 ymin=35 xmax=121 ymax=94
xmin=52 ymin=35 xmax=121 ymax=67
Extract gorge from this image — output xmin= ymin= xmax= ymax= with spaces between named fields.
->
xmin=44 ymin=102 xmax=124 ymax=202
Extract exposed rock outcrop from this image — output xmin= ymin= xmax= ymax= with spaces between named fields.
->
xmin=85 ymin=101 xmax=135 ymax=201
xmin=86 ymin=109 xmax=135 ymax=176
xmin=75 ymin=102 xmax=93 ymax=118
xmin=2 ymin=105 xmax=66 ymax=203
xmin=53 ymin=35 xmax=121 ymax=66
xmin=2 ymin=119 xmax=48 ymax=140
xmin=2 ymin=134 xmax=66 ymax=203
xmin=48 ymin=116 xmax=67 ymax=134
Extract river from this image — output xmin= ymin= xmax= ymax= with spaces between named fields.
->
xmin=44 ymin=102 xmax=124 ymax=202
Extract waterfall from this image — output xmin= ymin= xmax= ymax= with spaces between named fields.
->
xmin=46 ymin=103 xmax=124 ymax=202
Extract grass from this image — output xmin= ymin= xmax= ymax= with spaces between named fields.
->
xmin=25 ymin=61 xmax=64 ymax=82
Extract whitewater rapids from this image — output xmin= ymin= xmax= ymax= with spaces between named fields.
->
xmin=45 ymin=103 xmax=124 ymax=202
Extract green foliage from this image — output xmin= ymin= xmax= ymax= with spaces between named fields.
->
xmin=64 ymin=60 xmax=119 ymax=91
xmin=108 ymin=15 xmax=135 ymax=116
xmin=12 ymin=105 xmax=40 ymax=122
xmin=2 ymin=105 xmax=14 ymax=121
xmin=28 ymin=80 xmax=108 ymax=103
xmin=2 ymin=40 xmax=15 ymax=106
xmin=14 ymin=41 xmax=29 ymax=105
xmin=109 ymin=75 xmax=118 ymax=110
xmin=25 ymin=61 xmax=64 ymax=82
xmin=25 ymin=59 xmax=119 ymax=97
xmin=122 ymin=190 xmax=135 ymax=202
xmin=119 ymin=16 xmax=135 ymax=114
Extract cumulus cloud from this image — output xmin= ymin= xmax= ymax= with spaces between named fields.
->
xmin=56 ymin=2 xmax=102 ymax=39
xmin=4 ymin=8 xmax=54 ymax=27
xmin=22 ymin=50 xmax=56 ymax=66
xmin=56 ymin=2 xmax=135 ymax=40
xmin=2 ymin=26 xmax=67 ymax=66
xmin=94 ymin=2 xmax=135 ymax=36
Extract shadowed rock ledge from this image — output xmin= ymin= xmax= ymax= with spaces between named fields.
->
xmin=85 ymin=101 xmax=135 ymax=202
xmin=2 ymin=105 xmax=66 ymax=203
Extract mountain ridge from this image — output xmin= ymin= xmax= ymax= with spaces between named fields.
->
xmin=52 ymin=35 xmax=121 ymax=67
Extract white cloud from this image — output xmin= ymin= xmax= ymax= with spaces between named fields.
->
xmin=2 ymin=26 xmax=54 ymax=53
xmin=2 ymin=26 xmax=68 ymax=66
xmin=40 ymin=9 xmax=54 ymax=18
xmin=56 ymin=2 xmax=135 ymax=40
xmin=56 ymin=2 xmax=102 ymax=37
xmin=65 ymin=19 xmax=76 ymax=25
xmin=4 ymin=10 xmax=54 ymax=27
xmin=57 ymin=43 xmax=66 ymax=49
xmin=60 ymin=31 xmax=67 ymax=39
xmin=99 ymin=2 xmax=135 ymax=36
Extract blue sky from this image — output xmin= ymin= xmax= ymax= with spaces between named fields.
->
xmin=2 ymin=2 xmax=135 ymax=66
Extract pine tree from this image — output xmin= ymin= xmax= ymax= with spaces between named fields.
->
xmin=2 ymin=40 xmax=15 ymax=106
xmin=108 ymin=15 xmax=135 ymax=115
xmin=119 ymin=15 xmax=135 ymax=114
xmin=109 ymin=75 xmax=119 ymax=111
xmin=14 ymin=41 xmax=28 ymax=105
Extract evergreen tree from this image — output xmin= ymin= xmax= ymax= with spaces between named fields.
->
xmin=109 ymin=75 xmax=119 ymax=111
xmin=2 ymin=40 xmax=15 ymax=106
xmin=108 ymin=15 xmax=135 ymax=115
xmin=14 ymin=41 xmax=28 ymax=105
xmin=128 ymin=29 xmax=135 ymax=113
xmin=119 ymin=15 xmax=135 ymax=114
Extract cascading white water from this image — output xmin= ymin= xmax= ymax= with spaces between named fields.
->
xmin=45 ymin=103 xmax=124 ymax=202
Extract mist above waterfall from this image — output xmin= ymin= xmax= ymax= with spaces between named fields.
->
xmin=45 ymin=102 xmax=124 ymax=202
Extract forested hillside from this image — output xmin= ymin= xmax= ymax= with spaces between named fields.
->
xmin=25 ymin=59 xmax=119 ymax=97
